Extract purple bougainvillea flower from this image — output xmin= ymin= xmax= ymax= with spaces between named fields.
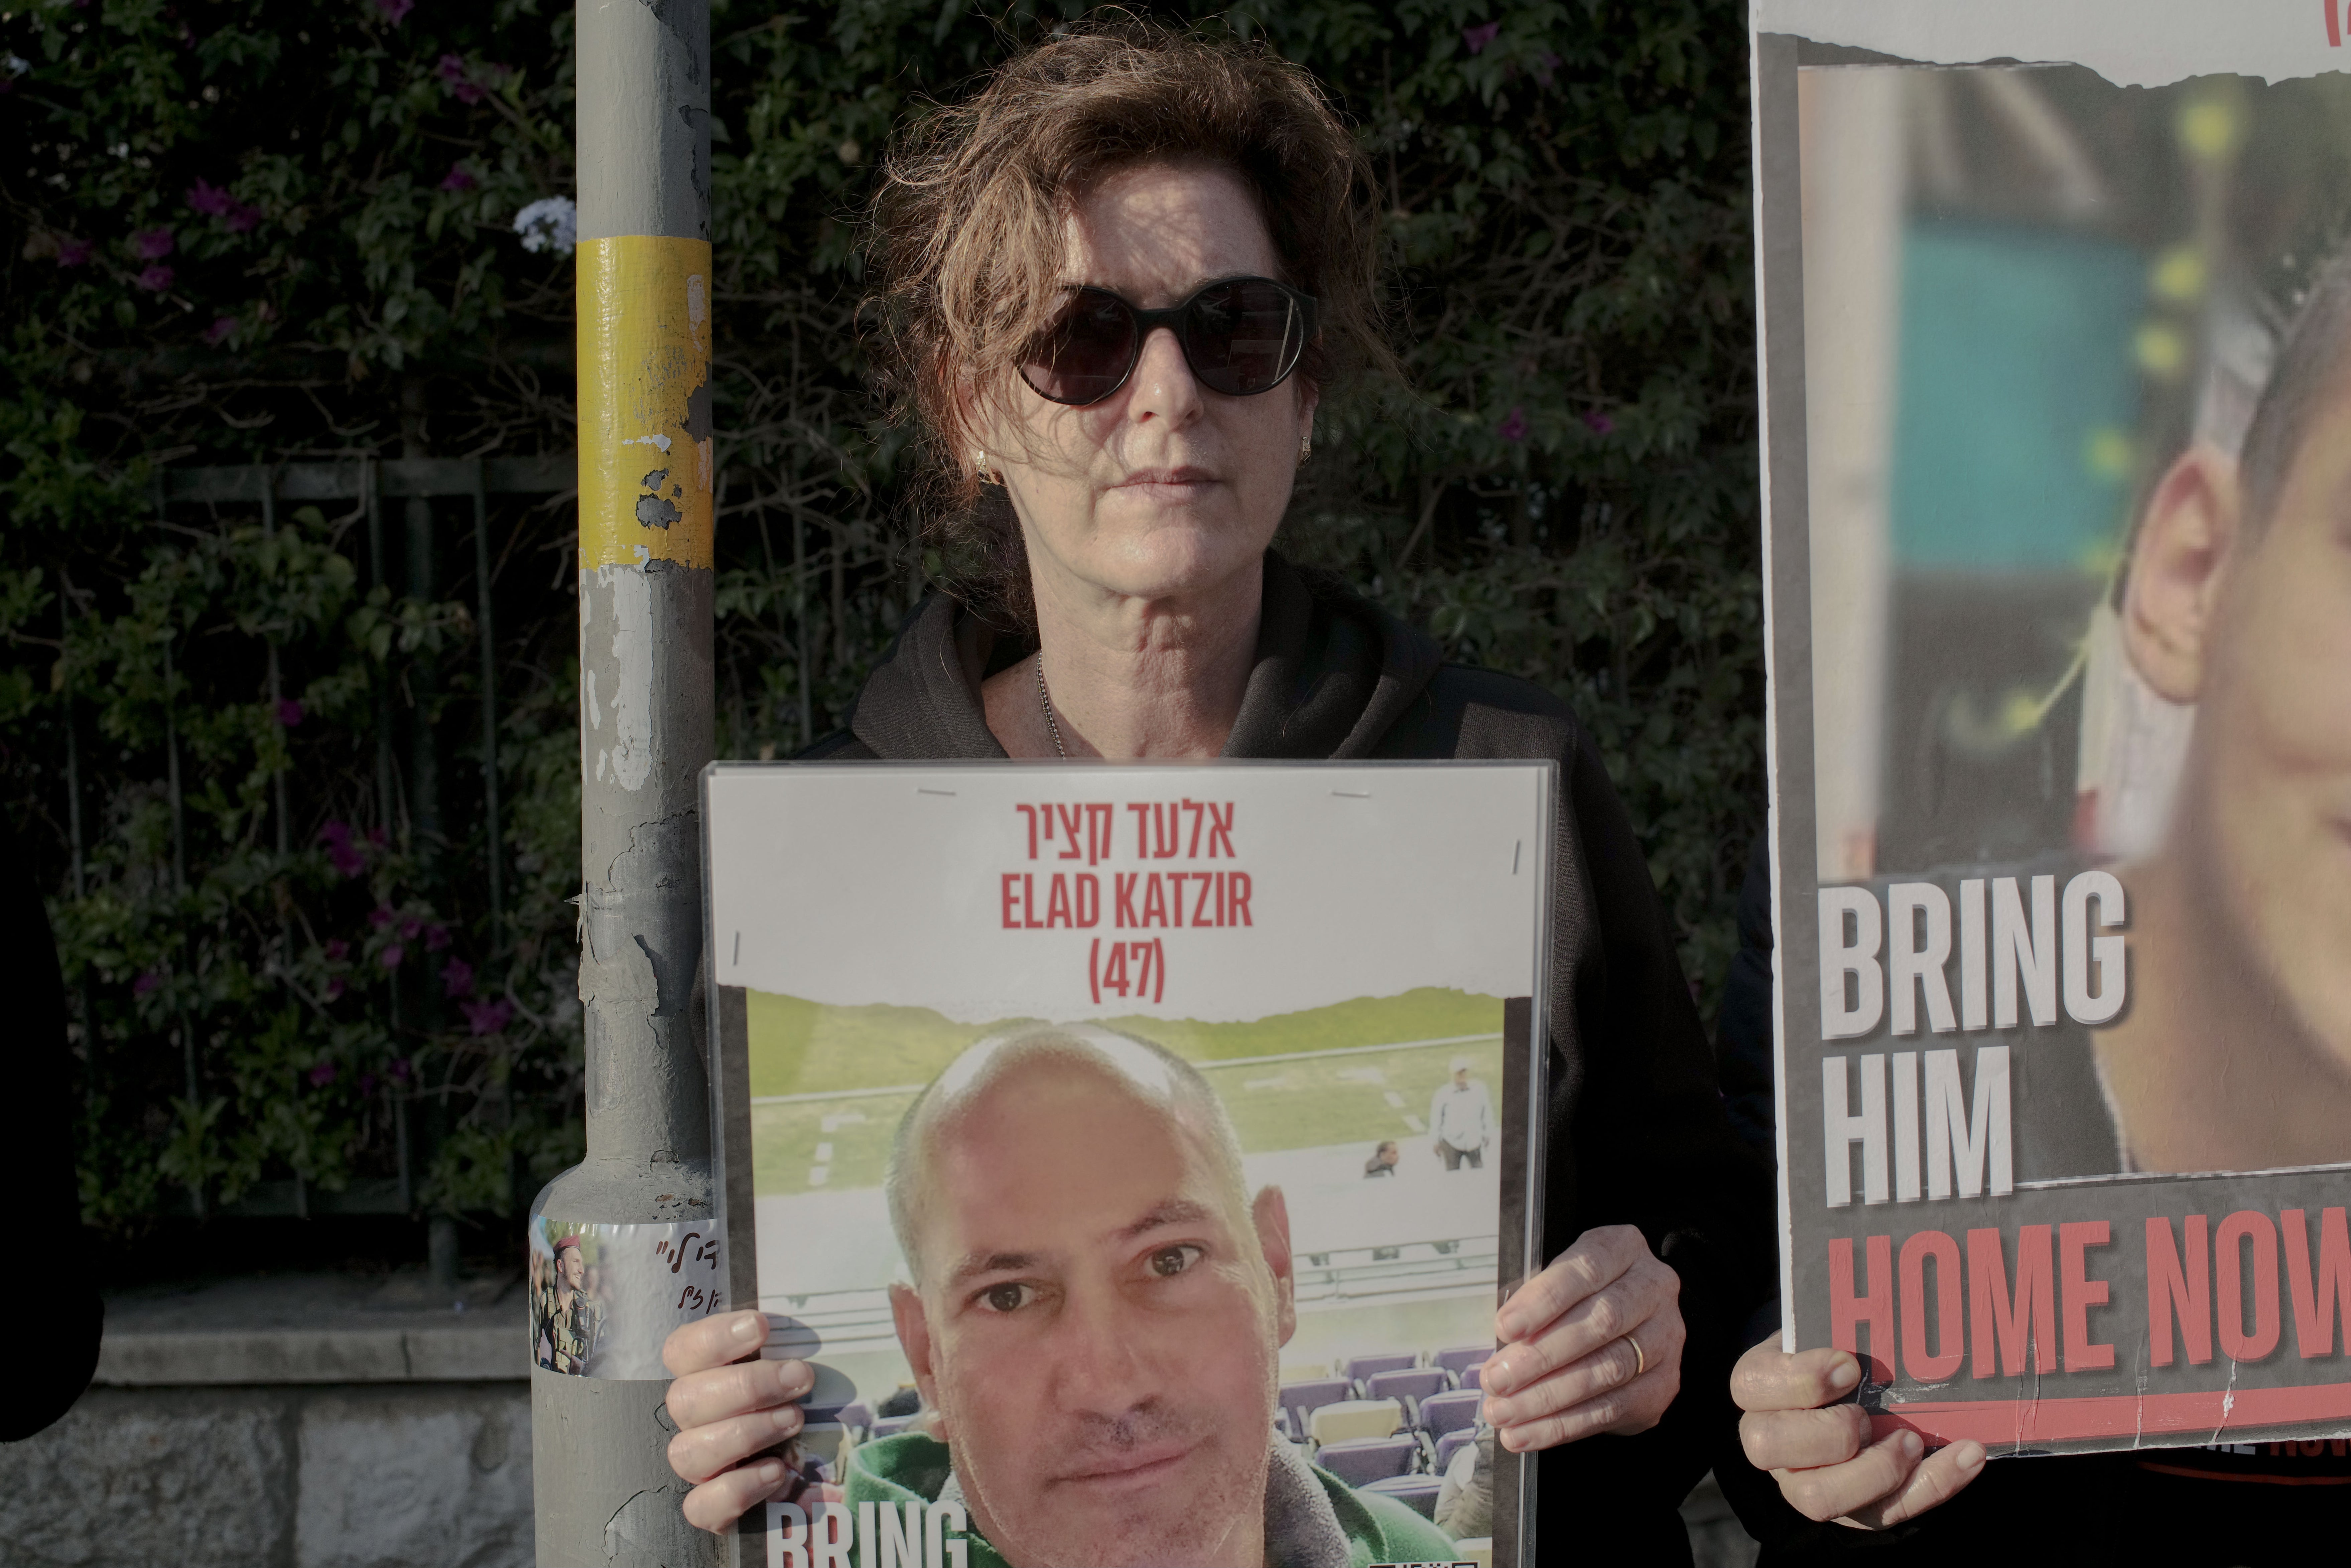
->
xmin=133 ymin=969 xmax=162 ymax=997
xmin=439 ymin=164 xmax=477 ymax=193
xmin=276 ymin=697 xmax=304 ymax=727
xmin=54 ymin=238 xmax=93 ymax=267
xmin=136 ymin=264 xmax=175 ymax=292
xmin=368 ymin=905 xmax=394 ymax=929
xmin=463 ymin=997 xmax=515 ymax=1037
xmin=307 ymin=1061 xmax=337 ymax=1088
xmin=224 ymin=202 xmax=262 ymax=234
xmin=436 ymin=52 xmax=467 ymax=83
xmin=425 ymin=923 xmax=451 ymax=952
xmin=390 ymin=1056 xmax=412 ymax=1082
xmin=1498 ymin=405 xmax=1529 ymax=443
xmin=325 ymin=976 xmax=347 ymax=1001
xmin=1583 ymin=410 xmax=1615 ymax=435
xmin=380 ymin=943 xmax=405 ymax=971
xmin=325 ymin=938 xmax=350 ymax=962
xmin=204 ymin=316 xmax=237 ymax=346
xmin=187 ymin=178 xmax=234 ymax=217
xmin=320 ymin=820 xmax=365 ymax=878
xmin=1464 ymin=21 xmax=1501 ymax=54
xmin=442 ymin=957 xmax=474 ymax=998
xmin=133 ymin=227 xmax=175 ymax=260
xmin=375 ymin=0 xmax=415 ymax=23
xmin=1534 ymin=49 xmax=1561 ymax=87
xmin=398 ymin=914 xmax=422 ymax=941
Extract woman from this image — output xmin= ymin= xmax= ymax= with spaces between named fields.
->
xmin=660 ymin=21 xmax=1773 ymax=1556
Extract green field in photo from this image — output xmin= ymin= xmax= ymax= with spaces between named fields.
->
xmin=747 ymin=987 xmax=1505 ymax=1198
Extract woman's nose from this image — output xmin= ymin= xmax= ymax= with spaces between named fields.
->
xmin=1123 ymin=325 xmax=1203 ymax=423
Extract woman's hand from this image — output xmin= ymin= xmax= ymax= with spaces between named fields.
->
xmin=1731 ymin=1337 xmax=1985 ymax=1527
xmin=1479 ymin=1224 xmax=1685 ymax=1451
xmin=661 ymin=1311 xmax=818 ymax=1534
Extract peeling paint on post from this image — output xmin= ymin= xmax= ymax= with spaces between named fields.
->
xmin=532 ymin=3 xmax=719 ymax=1566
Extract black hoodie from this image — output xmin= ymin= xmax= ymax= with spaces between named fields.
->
xmin=811 ymin=553 xmax=1776 ymax=1553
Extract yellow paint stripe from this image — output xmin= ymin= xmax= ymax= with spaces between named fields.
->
xmin=577 ymin=236 xmax=714 ymax=570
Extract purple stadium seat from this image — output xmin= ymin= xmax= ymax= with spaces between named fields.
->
xmin=1275 ymin=1406 xmax=1295 ymax=1442
xmin=1362 ymin=1473 xmax=1444 ymax=1520
xmin=870 ymin=1414 xmax=917 ymax=1439
xmin=1432 ymin=1344 xmax=1495 ymax=1377
xmin=1279 ymin=1378 xmax=1355 ymax=1435
xmin=1312 ymin=1435 xmax=1418 ymax=1486
xmin=1456 ymin=1361 xmax=1489 ymax=1392
xmin=1343 ymin=1351 xmax=1418 ymax=1385
xmin=1365 ymin=1367 xmax=1450 ymax=1419
xmin=1417 ymin=1388 xmax=1483 ymax=1440
xmin=837 ymin=1401 xmax=874 ymax=1436
xmin=1434 ymin=1428 xmax=1477 ymax=1474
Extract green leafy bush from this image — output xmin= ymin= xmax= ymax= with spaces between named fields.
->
xmin=0 ymin=0 xmax=1758 ymax=1233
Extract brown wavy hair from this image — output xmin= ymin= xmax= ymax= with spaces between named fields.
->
xmin=866 ymin=17 xmax=1392 ymax=629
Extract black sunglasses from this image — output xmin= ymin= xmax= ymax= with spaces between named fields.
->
xmin=1019 ymin=277 xmax=1319 ymax=406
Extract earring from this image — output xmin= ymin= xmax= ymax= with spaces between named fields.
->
xmin=974 ymin=451 xmax=997 ymax=485
xmin=1298 ymin=431 xmax=1312 ymax=466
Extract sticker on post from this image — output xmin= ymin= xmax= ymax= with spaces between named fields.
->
xmin=529 ymin=1215 xmax=726 ymax=1380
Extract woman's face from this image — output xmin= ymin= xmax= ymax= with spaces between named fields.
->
xmin=978 ymin=160 xmax=1317 ymax=610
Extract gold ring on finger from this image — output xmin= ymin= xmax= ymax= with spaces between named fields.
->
xmin=1625 ymin=1331 xmax=1647 ymax=1379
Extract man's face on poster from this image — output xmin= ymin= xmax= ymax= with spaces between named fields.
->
xmin=889 ymin=1058 xmax=1295 ymax=1567
xmin=2134 ymin=373 xmax=2351 ymax=1067
xmin=558 ymin=1247 xmax=585 ymax=1293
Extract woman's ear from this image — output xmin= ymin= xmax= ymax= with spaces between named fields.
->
xmin=2121 ymin=443 xmax=2243 ymax=705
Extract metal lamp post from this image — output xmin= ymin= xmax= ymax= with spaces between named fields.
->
xmin=531 ymin=2 xmax=719 ymax=1562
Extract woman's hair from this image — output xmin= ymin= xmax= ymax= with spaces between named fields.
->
xmin=867 ymin=17 xmax=1391 ymax=628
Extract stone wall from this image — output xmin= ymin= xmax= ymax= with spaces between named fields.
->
xmin=1 ymin=1383 xmax=532 ymax=1568
xmin=0 ymin=1272 xmax=533 ymax=1568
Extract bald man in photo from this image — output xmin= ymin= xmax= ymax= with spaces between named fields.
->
xmin=853 ymin=1026 xmax=1454 ymax=1566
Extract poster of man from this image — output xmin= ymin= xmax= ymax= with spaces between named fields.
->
xmin=531 ymin=1222 xmax=607 ymax=1377
xmin=1756 ymin=3 xmax=2351 ymax=1457
xmin=703 ymin=762 xmax=1552 ymax=1565
xmin=527 ymin=1212 xmax=728 ymax=1380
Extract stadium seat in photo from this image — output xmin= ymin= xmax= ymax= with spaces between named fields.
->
xmin=1365 ymin=1367 xmax=1449 ymax=1420
xmin=1432 ymin=1345 xmax=1494 ymax=1377
xmin=1308 ymin=1398 xmax=1406 ymax=1447
xmin=1362 ymin=1473 xmax=1444 ymax=1520
xmin=1456 ymin=1361 xmax=1489 ymax=1392
xmin=836 ymin=1401 xmax=874 ymax=1438
xmin=1416 ymin=1389 xmax=1482 ymax=1440
xmin=870 ymin=1415 xmax=917 ymax=1440
xmin=1343 ymin=1351 xmax=1417 ymax=1385
xmin=1311 ymin=1435 xmax=1418 ymax=1486
xmin=1279 ymin=1378 xmax=1355 ymax=1435
xmin=1434 ymin=1428 xmax=1477 ymax=1474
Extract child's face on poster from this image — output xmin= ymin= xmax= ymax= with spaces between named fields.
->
xmin=2135 ymin=376 xmax=2351 ymax=1065
xmin=889 ymin=1061 xmax=1294 ymax=1566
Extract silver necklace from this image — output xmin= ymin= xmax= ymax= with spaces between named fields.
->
xmin=1034 ymin=650 xmax=1068 ymax=758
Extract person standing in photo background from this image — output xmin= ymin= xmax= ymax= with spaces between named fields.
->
xmin=1428 ymin=1056 xmax=1494 ymax=1172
